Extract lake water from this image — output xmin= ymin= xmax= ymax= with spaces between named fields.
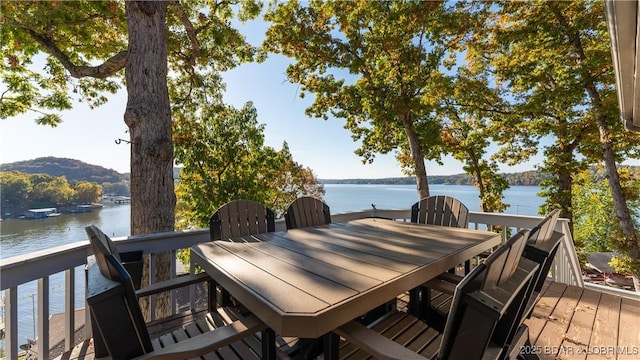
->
xmin=0 ymin=184 xmax=543 ymax=344
xmin=324 ymin=184 xmax=543 ymax=215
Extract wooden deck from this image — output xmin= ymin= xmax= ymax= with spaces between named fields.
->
xmin=523 ymin=281 xmax=640 ymax=360
xmin=55 ymin=281 xmax=639 ymax=360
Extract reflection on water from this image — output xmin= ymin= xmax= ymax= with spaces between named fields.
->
xmin=1 ymin=204 xmax=130 ymax=259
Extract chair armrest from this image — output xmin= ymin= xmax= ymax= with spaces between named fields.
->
xmin=136 ymin=272 xmax=211 ymax=298
xmin=422 ymin=272 xmax=464 ymax=294
xmin=133 ymin=313 xmax=267 ymax=360
xmin=335 ymin=320 xmax=428 ymax=360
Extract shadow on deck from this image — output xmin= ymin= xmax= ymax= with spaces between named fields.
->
xmin=55 ymin=281 xmax=639 ymax=360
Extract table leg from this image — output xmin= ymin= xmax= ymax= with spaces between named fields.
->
xmin=323 ymin=332 xmax=339 ymax=360
xmin=262 ymin=328 xmax=276 ymax=360
xmin=207 ymin=281 xmax=217 ymax=312
xmin=409 ymin=287 xmax=422 ymax=318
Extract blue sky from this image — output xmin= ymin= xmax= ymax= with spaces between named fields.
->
xmin=0 ymin=17 xmax=544 ymax=179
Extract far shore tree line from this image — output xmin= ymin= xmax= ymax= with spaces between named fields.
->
xmin=3 ymin=0 xmax=639 ymax=301
xmin=0 ymin=171 xmax=104 ymax=215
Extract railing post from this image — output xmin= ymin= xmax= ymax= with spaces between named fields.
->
xmin=65 ymin=268 xmax=75 ymax=352
xmin=5 ymin=287 xmax=18 ymax=360
xmin=38 ymin=277 xmax=50 ymax=360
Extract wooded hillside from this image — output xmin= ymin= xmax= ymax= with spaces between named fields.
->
xmin=1 ymin=157 xmax=127 ymax=183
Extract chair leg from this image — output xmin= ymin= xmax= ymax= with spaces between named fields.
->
xmin=509 ymin=326 xmax=540 ymax=360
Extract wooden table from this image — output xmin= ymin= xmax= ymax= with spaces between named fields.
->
xmin=191 ymin=218 xmax=501 ymax=341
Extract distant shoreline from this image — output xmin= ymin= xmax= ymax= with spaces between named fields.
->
xmin=319 ymin=174 xmax=546 ymax=186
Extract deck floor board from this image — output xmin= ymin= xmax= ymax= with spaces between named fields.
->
xmin=54 ymin=281 xmax=640 ymax=360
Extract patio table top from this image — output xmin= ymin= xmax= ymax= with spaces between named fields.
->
xmin=191 ymin=218 xmax=501 ymax=339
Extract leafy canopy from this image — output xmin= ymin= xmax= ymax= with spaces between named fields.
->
xmin=173 ymin=101 xmax=324 ymax=230
xmin=264 ymin=0 xmax=462 ymax=173
xmin=1 ymin=0 xmax=263 ymax=125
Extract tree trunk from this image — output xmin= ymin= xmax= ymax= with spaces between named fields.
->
xmin=466 ymin=150 xmax=487 ymax=211
xmin=556 ymin=168 xmax=573 ymax=231
xmin=587 ymin=87 xmax=640 ymax=292
xmin=124 ymin=1 xmax=177 ymax=317
xmin=401 ymin=113 xmax=430 ymax=199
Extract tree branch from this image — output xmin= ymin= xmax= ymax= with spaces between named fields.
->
xmin=170 ymin=1 xmax=201 ymax=67
xmin=26 ymin=29 xmax=126 ymax=79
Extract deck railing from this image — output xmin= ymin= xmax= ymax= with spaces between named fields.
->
xmin=0 ymin=209 xmax=635 ymax=360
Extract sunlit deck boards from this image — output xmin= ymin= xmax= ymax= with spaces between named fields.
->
xmin=54 ymin=281 xmax=639 ymax=360
xmin=524 ymin=281 xmax=640 ymax=360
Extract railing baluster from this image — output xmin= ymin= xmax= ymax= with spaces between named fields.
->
xmin=171 ymin=249 xmax=177 ymax=315
xmin=189 ymin=256 xmax=196 ymax=310
xmin=150 ymin=253 xmax=156 ymax=321
xmin=38 ymin=277 xmax=49 ymax=360
xmin=65 ymin=268 xmax=75 ymax=352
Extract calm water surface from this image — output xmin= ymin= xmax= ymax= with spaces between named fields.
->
xmin=324 ymin=184 xmax=543 ymax=215
xmin=0 ymin=184 xmax=543 ymax=344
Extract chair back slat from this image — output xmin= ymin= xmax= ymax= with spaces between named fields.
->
xmin=86 ymin=225 xmax=122 ymax=281
xmin=285 ymin=196 xmax=332 ymax=229
xmin=431 ymin=196 xmax=444 ymax=225
xmin=210 ymin=200 xmax=275 ymax=241
xmin=528 ymin=209 xmax=561 ymax=246
xmin=482 ymin=230 xmax=529 ymax=289
xmin=411 ymin=195 xmax=469 ymax=228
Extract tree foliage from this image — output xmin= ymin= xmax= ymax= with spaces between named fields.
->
xmin=464 ymin=0 xmax=640 ymax=290
xmin=438 ymin=72 xmax=510 ymax=212
xmin=173 ymin=102 xmax=324 ymax=230
xmin=0 ymin=170 xmax=33 ymax=213
xmin=1 ymin=1 xmax=126 ymax=125
xmin=75 ymin=181 xmax=103 ymax=203
xmin=264 ymin=0 xmax=474 ymax=199
xmin=573 ymin=167 xmax=640 ymax=277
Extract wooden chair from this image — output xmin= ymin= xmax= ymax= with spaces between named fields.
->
xmin=407 ymin=196 xmax=470 ymax=314
xmin=411 ymin=195 xmax=470 ymax=273
xmin=210 ymin=199 xmax=275 ymax=241
xmin=284 ymin=196 xmax=331 ymax=229
xmin=85 ymin=225 xmax=277 ymax=360
xmin=86 ymin=253 xmax=275 ymax=360
xmin=335 ymin=230 xmax=539 ymax=360
xmin=420 ymin=210 xmax=563 ymax=354
xmin=523 ymin=209 xmax=562 ymax=299
xmin=86 ymin=225 xmax=210 ymax=298
xmin=411 ymin=195 xmax=469 ymax=228
xmin=509 ymin=209 xmax=563 ymax=357
xmin=209 ymin=200 xmax=276 ymax=308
